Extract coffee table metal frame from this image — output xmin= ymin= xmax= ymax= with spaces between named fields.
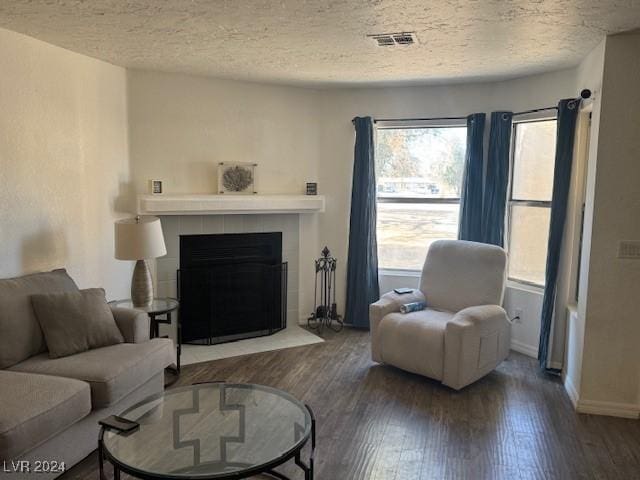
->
xmin=98 ymin=383 xmax=316 ymax=480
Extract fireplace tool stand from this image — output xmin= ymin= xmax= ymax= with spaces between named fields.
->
xmin=308 ymin=246 xmax=343 ymax=333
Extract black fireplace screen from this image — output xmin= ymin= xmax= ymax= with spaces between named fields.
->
xmin=178 ymin=232 xmax=287 ymax=344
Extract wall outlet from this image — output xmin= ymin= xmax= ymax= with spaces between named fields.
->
xmin=514 ymin=308 xmax=523 ymax=324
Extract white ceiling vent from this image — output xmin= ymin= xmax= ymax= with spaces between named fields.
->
xmin=369 ymin=32 xmax=417 ymax=47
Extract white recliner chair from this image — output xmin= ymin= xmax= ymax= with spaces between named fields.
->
xmin=370 ymin=240 xmax=510 ymax=390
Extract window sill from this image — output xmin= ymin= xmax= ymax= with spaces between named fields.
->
xmin=378 ymin=268 xmax=422 ymax=278
xmin=378 ymin=271 xmax=544 ymax=295
xmin=506 ymin=279 xmax=544 ymax=295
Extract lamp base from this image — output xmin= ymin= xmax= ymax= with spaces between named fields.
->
xmin=131 ymin=259 xmax=153 ymax=308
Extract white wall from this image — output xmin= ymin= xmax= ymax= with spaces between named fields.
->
xmin=127 ymin=70 xmax=321 ymax=197
xmin=0 ymin=27 xmax=132 ymax=299
xmin=126 ymin=70 xmax=322 ymax=319
xmin=577 ymin=31 xmax=640 ymax=413
xmin=503 ymin=284 xmax=544 ymax=358
xmin=563 ymin=38 xmax=606 ymax=406
xmin=317 ymin=69 xmax=577 ymax=353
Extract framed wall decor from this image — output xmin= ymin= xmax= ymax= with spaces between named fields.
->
xmin=306 ymin=182 xmax=318 ymax=195
xmin=149 ymin=179 xmax=163 ymax=195
xmin=218 ymin=162 xmax=257 ymax=194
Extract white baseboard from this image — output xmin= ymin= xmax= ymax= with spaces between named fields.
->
xmin=510 ymin=342 xmax=565 ymax=369
xmin=510 ymin=340 xmax=538 ymax=358
xmin=575 ymin=399 xmax=640 ymax=419
xmin=563 ymin=370 xmax=639 ymax=418
xmin=563 ymin=374 xmax=580 ymax=409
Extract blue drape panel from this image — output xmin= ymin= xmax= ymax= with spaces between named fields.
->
xmin=345 ymin=117 xmax=380 ymax=328
xmin=481 ymin=111 xmax=513 ymax=246
xmin=458 ymin=113 xmax=486 ymax=242
xmin=538 ymin=98 xmax=581 ymax=370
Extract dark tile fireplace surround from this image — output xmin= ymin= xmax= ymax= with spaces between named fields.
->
xmin=178 ymin=232 xmax=287 ymax=344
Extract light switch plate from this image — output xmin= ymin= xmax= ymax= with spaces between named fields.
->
xmin=618 ymin=241 xmax=640 ymax=259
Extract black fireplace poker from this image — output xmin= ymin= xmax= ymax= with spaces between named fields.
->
xmin=307 ymin=246 xmax=343 ymax=333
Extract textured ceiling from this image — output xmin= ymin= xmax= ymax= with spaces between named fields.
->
xmin=1 ymin=1 xmax=639 ymax=87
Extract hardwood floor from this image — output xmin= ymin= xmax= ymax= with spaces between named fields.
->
xmin=63 ymin=328 xmax=640 ymax=480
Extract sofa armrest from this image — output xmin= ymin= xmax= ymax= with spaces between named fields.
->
xmin=369 ymin=290 xmax=426 ymax=362
xmin=442 ymin=305 xmax=511 ymax=390
xmin=111 ymin=307 xmax=150 ymax=343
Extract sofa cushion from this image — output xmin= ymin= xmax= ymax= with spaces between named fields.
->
xmin=0 ymin=370 xmax=91 ymax=461
xmin=31 ymin=288 xmax=124 ymax=358
xmin=10 ymin=338 xmax=175 ymax=408
xmin=378 ymin=308 xmax=454 ymax=380
xmin=0 ymin=269 xmax=79 ymax=369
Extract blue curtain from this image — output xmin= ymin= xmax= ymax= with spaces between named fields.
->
xmin=458 ymin=113 xmax=486 ymax=242
xmin=481 ymin=111 xmax=513 ymax=246
xmin=345 ymin=117 xmax=380 ymax=328
xmin=538 ymin=98 xmax=581 ymax=370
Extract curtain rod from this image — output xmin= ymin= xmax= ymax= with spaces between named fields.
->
xmin=370 ymin=89 xmax=591 ymax=124
xmin=512 ymin=106 xmax=557 ymax=116
xmin=373 ymin=115 xmax=467 ymax=123
xmin=374 ymin=109 xmax=557 ymax=122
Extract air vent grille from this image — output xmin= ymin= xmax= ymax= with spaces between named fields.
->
xmin=369 ymin=32 xmax=416 ymax=47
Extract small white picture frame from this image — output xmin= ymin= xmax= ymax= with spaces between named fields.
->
xmin=218 ymin=162 xmax=257 ymax=194
xmin=149 ymin=179 xmax=163 ymax=195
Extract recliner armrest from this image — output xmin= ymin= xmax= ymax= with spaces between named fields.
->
xmin=369 ymin=290 xmax=425 ymax=362
xmin=111 ymin=307 xmax=150 ymax=343
xmin=443 ymin=304 xmax=510 ymax=390
xmin=370 ymin=290 xmax=426 ymax=319
xmin=451 ymin=305 xmax=508 ymax=333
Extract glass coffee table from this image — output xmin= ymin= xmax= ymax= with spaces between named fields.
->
xmin=98 ymin=383 xmax=315 ymax=480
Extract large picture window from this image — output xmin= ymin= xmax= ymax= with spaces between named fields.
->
xmin=375 ymin=123 xmax=467 ymax=271
xmin=507 ymin=118 xmax=557 ymax=286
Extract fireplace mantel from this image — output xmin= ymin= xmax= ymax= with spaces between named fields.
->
xmin=137 ymin=194 xmax=325 ymax=216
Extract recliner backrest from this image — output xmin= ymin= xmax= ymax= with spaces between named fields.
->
xmin=419 ymin=240 xmax=507 ymax=313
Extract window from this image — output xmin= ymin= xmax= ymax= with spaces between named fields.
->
xmin=375 ymin=123 xmax=467 ymax=271
xmin=507 ymin=119 xmax=557 ymax=286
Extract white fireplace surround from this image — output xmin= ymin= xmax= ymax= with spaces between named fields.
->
xmin=138 ymin=194 xmax=325 ymax=216
xmin=142 ymin=194 xmax=324 ymax=344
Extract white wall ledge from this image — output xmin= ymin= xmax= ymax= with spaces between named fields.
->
xmin=137 ymin=194 xmax=325 ymax=215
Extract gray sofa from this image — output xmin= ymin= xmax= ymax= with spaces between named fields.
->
xmin=0 ymin=269 xmax=174 ymax=477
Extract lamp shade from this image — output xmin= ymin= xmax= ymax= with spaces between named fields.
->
xmin=115 ymin=216 xmax=167 ymax=260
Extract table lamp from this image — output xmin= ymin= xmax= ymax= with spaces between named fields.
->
xmin=115 ymin=216 xmax=167 ymax=307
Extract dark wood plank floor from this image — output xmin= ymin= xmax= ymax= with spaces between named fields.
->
xmin=63 ymin=328 xmax=640 ymax=480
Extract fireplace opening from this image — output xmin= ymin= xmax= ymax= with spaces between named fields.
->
xmin=178 ymin=232 xmax=287 ymax=344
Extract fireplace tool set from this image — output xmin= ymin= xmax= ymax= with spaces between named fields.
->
xmin=308 ymin=246 xmax=343 ymax=333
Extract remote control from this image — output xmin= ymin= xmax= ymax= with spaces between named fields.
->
xmin=393 ymin=288 xmax=414 ymax=295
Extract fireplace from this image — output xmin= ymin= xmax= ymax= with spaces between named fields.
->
xmin=178 ymin=232 xmax=287 ymax=344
